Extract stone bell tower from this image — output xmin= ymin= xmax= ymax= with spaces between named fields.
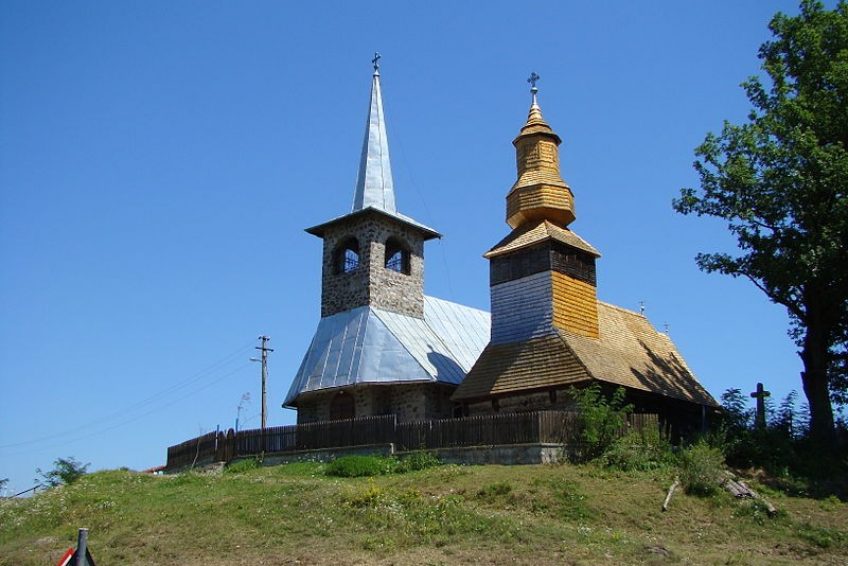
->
xmin=285 ymin=56 xmax=491 ymax=424
xmin=305 ymin=53 xmax=440 ymax=319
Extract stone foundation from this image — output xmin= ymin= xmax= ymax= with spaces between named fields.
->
xmin=242 ymin=442 xmax=569 ymax=467
xmin=421 ymin=443 xmax=566 ymax=465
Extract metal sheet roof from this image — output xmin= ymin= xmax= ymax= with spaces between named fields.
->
xmin=305 ymin=64 xmax=440 ymax=241
xmin=352 ymin=70 xmax=396 ymax=213
xmin=421 ymin=296 xmax=491 ymax=371
xmin=284 ymin=297 xmax=491 ymax=407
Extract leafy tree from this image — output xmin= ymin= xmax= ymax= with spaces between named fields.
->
xmin=0 ymin=478 xmax=7 ymax=494
xmin=674 ymin=0 xmax=848 ymax=442
xmin=36 ymin=457 xmax=89 ymax=487
xmin=773 ymin=390 xmax=799 ymax=437
xmin=719 ymin=388 xmax=754 ymax=435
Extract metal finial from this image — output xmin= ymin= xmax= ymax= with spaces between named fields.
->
xmin=372 ymin=52 xmax=381 ymax=73
xmin=527 ymin=72 xmax=540 ymax=105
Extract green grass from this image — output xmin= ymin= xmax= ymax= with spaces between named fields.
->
xmin=2 ymin=462 xmax=847 ymax=565
xmin=325 ymin=453 xmax=443 ymax=477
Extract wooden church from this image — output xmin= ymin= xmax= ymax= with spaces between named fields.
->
xmin=451 ymin=76 xmax=718 ymax=429
xmin=285 ymin=60 xmax=717 ymax=429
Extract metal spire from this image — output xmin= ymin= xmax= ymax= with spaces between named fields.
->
xmin=352 ymin=53 xmax=397 ymax=213
xmin=524 ymin=71 xmax=546 ymax=126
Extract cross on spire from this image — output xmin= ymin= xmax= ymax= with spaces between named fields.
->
xmin=372 ymin=52 xmax=381 ymax=73
xmin=527 ymin=72 xmax=540 ymax=106
xmin=527 ymin=72 xmax=540 ymax=91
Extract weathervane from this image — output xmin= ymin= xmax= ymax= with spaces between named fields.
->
xmin=527 ymin=71 xmax=540 ymax=105
xmin=372 ymin=52 xmax=381 ymax=74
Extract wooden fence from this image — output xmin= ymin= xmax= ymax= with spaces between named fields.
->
xmin=165 ymin=411 xmax=659 ymax=471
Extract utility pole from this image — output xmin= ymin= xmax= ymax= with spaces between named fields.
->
xmin=253 ymin=336 xmax=273 ymax=451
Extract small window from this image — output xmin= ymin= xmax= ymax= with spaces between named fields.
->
xmin=384 ymin=237 xmax=411 ymax=275
xmin=333 ymin=238 xmax=360 ymax=275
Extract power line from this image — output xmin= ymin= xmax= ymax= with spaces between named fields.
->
xmin=0 ymin=339 xmax=256 ymax=450
xmin=2 ymin=362 xmax=252 ymax=457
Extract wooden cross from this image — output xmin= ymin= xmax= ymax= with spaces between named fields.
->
xmin=372 ymin=52 xmax=381 ymax=71
xmin=750 ymin=382 xmax=771 ymax=429
xmin=527 ymin=72 xmax=540 ymax=91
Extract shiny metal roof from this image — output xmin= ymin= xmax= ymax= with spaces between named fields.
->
xmin=421 ymin=296 xmax=491 ymax=371
xmin=304 ymin=60 xmax=440 ymax=240
xmin=283 ymin=296 xmax=491 ymax=406
xmin=352 ymin=67 xmax=396 ymax=213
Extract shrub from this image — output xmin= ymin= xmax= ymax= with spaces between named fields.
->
xmin=678 ymin=441 xmax=725 ymax=496
xmin=570 ymin=384 xmax=634 ymax=459
xmin=325 ymin=455 xmax=395 ymax=477
xmin=225 ymin=458 xmax=260 ymax=474
xmin=395 ymin=452 xmax=441 ymax=473
xmin=601 ymin=429 xmax=674 ymax=472
xmin=36 ymin=457 xmax=89 ymax=487
xmin=345 ymin=482 xmax=386 ymax=507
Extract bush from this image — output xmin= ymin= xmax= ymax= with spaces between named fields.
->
xmin=395 ymin=452 xmax=441 ymax=473
xmin=225 ymin=458 xmax=260 ymax=474
xmin=325 ymin=455 xmax=395 ymax=477
xmin=570 ymin=385 xmax=634 ymax=459
xmin=678 ymin=441 xmax=725 ymax=496
xmin=601 ymin=429 xmax=674 ymax=472
xmin=36 ymin=457 xmax=89 ymax=487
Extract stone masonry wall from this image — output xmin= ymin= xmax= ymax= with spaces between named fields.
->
xmin=320 ymin=212 xmax=425 ymax=318
xmin=295 ymin=383 xmax=455 ymax=424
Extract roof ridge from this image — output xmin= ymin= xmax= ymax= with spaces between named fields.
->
xmin=597 ymin=300 xmax=646 ymax=318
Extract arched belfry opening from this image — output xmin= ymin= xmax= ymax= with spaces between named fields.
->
xmin=329 ymin=390 xmax=355 ymax=420
xmin=384 ymin=237 xmax=411 ymax=275
xmin=333 ymin=237 xmax=360 ymax=275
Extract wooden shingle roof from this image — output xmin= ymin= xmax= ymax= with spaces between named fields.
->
xmin=485 ymin=220 xmax=600 ymax=259
xmin=453 ymin=335 xmax=590 ymax=400
xmin=453 ymin=301 xmax=718 ymax=407
xmin=563 ymin=303 xmax=717 ymax=406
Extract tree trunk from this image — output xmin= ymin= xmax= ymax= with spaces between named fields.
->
xmin=799 ymin=311 xmax=835 ymax=444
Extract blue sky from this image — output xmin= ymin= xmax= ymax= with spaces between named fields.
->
xmin=0 ymin=1 xmax=832 ymax=493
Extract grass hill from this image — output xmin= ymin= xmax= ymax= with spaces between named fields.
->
xmin=1 ymin=460 xmax=846 ymax=565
